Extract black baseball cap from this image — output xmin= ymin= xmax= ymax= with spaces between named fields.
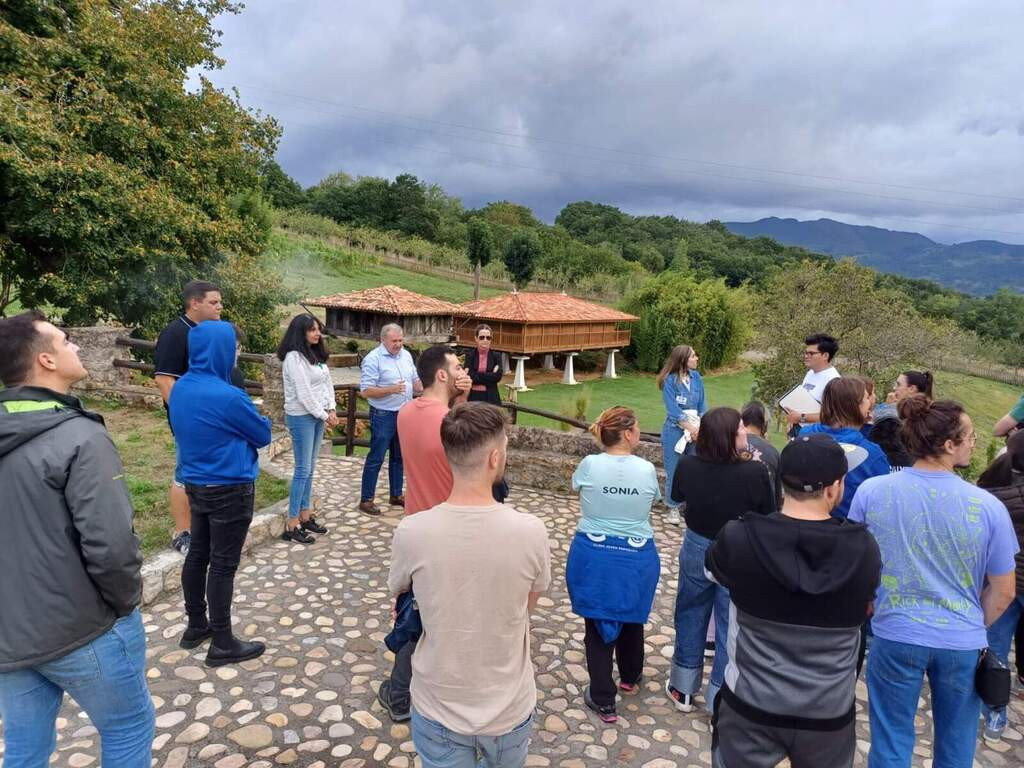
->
xmin=780 ymin=433 xmax=868 ymax=492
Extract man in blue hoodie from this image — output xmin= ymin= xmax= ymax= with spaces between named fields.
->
xmin=169 ymin=321 xmax=273 ymax=667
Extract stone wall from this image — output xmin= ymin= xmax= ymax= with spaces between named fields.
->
xmin=504 ymin=426 xmax=667 ymax=496
xmin=68 ymin=324 xmax=165 ymax=406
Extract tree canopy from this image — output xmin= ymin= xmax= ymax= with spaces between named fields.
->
xmin=0 ymin=0 xmax=281 ymax=334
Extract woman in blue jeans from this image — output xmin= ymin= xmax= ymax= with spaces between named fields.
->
xmin=666 ymin=407 xmax=776 ymax=713
xmin=977 ymin=430 xmax=1024 ymax=742
xmin=848 ymin=397 xmax=1017 ymax=767
xmin=277 ymin=315 xmax=337 ymax=544
xmin=657 ymin=345 xmax=706 ymax=526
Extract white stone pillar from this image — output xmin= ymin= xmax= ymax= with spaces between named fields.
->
xmin=511 ymin=356 xmax=531 ymax=390
xmin=562 ymin=352 xmax=579 ymax=386
xmin=603 ymin=349 xmax=620 ymax=379
xmin=501 ymin=352 xmax=511 ymax=374
xmin=541 ymin=353 xmax=556 ymax=371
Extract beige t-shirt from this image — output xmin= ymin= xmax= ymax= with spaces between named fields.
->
xmin=388 ymin=502 xmax=552 ymax=735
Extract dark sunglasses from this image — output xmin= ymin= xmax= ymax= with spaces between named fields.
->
xmin=478 ymin=335 xmax=492 ymax=340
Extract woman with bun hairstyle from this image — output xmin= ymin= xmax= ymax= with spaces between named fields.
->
xmin=567 ymin=407 xmax=661 ymax=724
xmin=799 ymin=377 xmax=891 ymax=519
xmin=849 ymin=396 xmax=1017 ymax=767
xmin=869 ymin=370 xmax=934 ymax=470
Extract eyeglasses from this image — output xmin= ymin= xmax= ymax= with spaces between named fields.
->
xmin=964 ymin=432 xmax=978 ymax=445
xmin=478 ymin=335 xmax=491 ymax=340
xmin=803 ymin=350 xmax=822 ymax=357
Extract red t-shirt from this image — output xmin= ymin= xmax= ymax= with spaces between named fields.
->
xmin=397 ymin=398 xmax=452 ymax=514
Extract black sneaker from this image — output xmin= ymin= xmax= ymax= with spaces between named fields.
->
xmin=205 ymin=638 xmax=266 ymax=667
xmin=583 ymin=686 xmax=617 ymax=723
xmin=282 ymin=526 xmax=315 ymax=544
xmin=171 ymin=530 xmax=191 ymax=556
xmin=377 ymin=679 xmax=411 ymax=722
xmin=301 ymin=517 xmax=328 ymax=535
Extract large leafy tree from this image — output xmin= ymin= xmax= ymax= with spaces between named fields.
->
xmin=503 ymin=230 xmax=541 ymax=290
xmin=466 ymin=218 xmax=493 ymax=300
xmin=0 ymin=0 xmax=280 ymax=332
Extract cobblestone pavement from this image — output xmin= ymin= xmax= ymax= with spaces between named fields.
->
xmin=2 ymin=452 xmax=1022 ymax=767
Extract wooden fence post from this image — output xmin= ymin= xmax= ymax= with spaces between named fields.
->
xmin=345 ymin=386 xmax=357 ymax=456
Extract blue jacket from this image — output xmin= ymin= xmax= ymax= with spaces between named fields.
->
xmin=798 ymin=424 xmax=891 ymax=519
xmin=566 ymin=532 xmax=660 ymax=643
xmin=169 ymin=321 xmax=272 ymax=485
xmin=662 ymin=370 xmax=707 ymax=423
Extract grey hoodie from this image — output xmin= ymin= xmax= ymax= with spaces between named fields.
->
xmin=0 ymin=386 xmax=142 ymax=672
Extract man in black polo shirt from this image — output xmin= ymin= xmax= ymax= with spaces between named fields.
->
xmin=154 ymin=280 xmax=223 ymax=554
xmin=706 ymin=434 xmax=881 ymax=768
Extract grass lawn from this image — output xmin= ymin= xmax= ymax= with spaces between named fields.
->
xmin=511 ymin=367 xmax=1020 ymax=469
xmin=83 ymin=397 xmax=289 ymax=557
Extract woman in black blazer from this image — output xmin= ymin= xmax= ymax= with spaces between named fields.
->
xmin=465 ymin=324 xmax=504 ymax=405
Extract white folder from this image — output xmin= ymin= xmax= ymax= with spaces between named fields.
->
xmin=779 ymin=384 xmax=823 ymax=415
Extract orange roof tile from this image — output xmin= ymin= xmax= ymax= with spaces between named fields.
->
xmin=458 ymin=292 xmax=638 ymax=323
xmin=305 ymin=285 xmax=471 ymax=317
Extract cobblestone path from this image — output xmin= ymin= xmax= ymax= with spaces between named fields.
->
xmin=1 ymin=452 xmax=1022 ymax=767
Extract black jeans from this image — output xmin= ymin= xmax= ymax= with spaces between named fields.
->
xmin=583 ymin=618 xmax=644 ymax=707
xmin=388 ymin=638 xmax=417 ymax=711
xmin=181 ymin=482 xmax=255 ymax=646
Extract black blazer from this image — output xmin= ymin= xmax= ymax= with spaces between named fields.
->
xmin=464 ymin=348 xmax=503 ymax=405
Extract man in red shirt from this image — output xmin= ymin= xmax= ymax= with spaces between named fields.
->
xmin=378 ymin=345 xmax=471 ymax=721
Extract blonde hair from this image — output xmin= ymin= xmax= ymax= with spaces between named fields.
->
xmin=656 ymin=345 xmax=694 ymax=390
xmin=589 ymin=406 xmax=638 ymax=448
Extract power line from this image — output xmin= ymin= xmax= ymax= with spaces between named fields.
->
xmin=223 ymin=80 xmax=1024 ymax=206
xmin=277 ymin=116 xmax=1024 ymax=240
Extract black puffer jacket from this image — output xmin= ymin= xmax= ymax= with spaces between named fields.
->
xmin=0 ymin=387 xmax=142 ymax=672
xmin=982 ymin=471 xmax=1024 ymax=595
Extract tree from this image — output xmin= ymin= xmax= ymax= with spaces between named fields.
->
xmin=622 ymin=272 xmax=751 ymax=371
xmin=261 ymin=160 xmax=306 ymax=209
xmin=751 ymin=259 xmax=959 ymax=406
xmin=503 ymin=230 xmax=541 ymax=289
xmin=0 ymin=0 xmax=280 ymax=329
xmin=466 ymin=219 xmax=494 ymax=300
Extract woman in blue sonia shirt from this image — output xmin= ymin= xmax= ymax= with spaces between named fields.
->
xmin=657 ymin=345 xmax=707 ymax=526
xmin=568 ymin=407 xmax=661 ymax=725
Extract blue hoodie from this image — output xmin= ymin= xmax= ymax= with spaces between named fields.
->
xmin=169 ymin=321 xmax=272 ymax=485
xmin=798 ymin=423 xmax=892 ymax=518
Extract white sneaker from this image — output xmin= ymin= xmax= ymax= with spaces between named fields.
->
xmin=666 ymin=508 xmax=681 ymax=526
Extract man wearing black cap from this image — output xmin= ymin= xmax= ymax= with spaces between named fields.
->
xmin=705 ymin=434 xmax=881 ymax=768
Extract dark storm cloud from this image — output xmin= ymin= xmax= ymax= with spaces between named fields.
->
xmin=206 ymin=1 xmax=1024 ymax=243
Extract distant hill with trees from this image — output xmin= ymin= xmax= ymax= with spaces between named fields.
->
xmin=724 ymin=217 xmax=1024 ymax=297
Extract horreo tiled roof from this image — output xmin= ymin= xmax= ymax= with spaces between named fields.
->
xmin=459 ymin=292 xmax=638 ymax=323
xmin=304 ymin=286 xmax=470 ymax=317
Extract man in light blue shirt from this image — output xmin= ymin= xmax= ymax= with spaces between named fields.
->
xmin=358 ymin=324 xmax=421 ymax=515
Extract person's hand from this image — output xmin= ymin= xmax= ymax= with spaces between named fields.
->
xmin=681 ymin=421 xmax=698 ymax=437
xmin=885 ymin=391 xmax=898 ymax=404
xmin=784 ymin=409 xmax=802 ymax=425
xmin=391 ymin=606 xmax=398 ymax=624
xmin=455 ymin=372 xmax=472 ymax=393
xmin=391 ymin=380 xmax=406 ymax=395
xmin=326 ymin=411 xmax=339 ymax=428
xmin=492 ymin=365 xmax=500 ymax=373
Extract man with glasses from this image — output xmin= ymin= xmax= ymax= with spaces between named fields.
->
xmin=358 ymin=324 xmax=422 ymax=515
xmin=785 ymin=333 xmax=840 ymax=436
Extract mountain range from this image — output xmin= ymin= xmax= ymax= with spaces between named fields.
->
xmin=723 ymin=217 xmax=1021 ymax=296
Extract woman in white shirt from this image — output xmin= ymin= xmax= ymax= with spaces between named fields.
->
xmin=276 ymin=315 xmax=337 ymax=544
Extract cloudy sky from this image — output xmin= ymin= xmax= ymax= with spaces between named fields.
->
xmin=206 ymin=1 xmax=1024 ymax=244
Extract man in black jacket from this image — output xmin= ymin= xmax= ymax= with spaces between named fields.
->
xmin=0 ymin=312 xmax=154 ymax=767
xmin=706 ymin=434 xmax=881 ymax=768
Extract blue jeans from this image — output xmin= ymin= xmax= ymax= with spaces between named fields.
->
xmin=671 ymin=529 xmax=730 ymax=712
xmin=866 ymin=636 xmax=981 ymax=768
xmin=285 ymin=413 xmax=325 ymax=518
xmin=661 ymin=419 xmax=694 ymax=508
xmin=360 ymin=406 xmax=403 ymax=502
xmin=412 ymin=709 xmax=533 ymax=768
xmin=0 ymin=610 xmax=155 ymax=768
xmin=984 ymin=595 xmax=1024 ymax=718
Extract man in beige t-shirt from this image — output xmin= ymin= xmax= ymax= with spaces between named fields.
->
xmin=388 ymin=402 xmax=551 ymax=766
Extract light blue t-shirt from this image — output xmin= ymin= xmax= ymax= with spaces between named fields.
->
xmin=572 ymin=453 xmax=660 ymax=540
xmin=849 ymin=468 xmax=1018 ymax=650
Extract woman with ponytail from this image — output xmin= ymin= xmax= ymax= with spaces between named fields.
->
xmin=849 ymin=396 xmax=1017 ymax=764
xmin=567 ymin=407 xmax=661 ymax=723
